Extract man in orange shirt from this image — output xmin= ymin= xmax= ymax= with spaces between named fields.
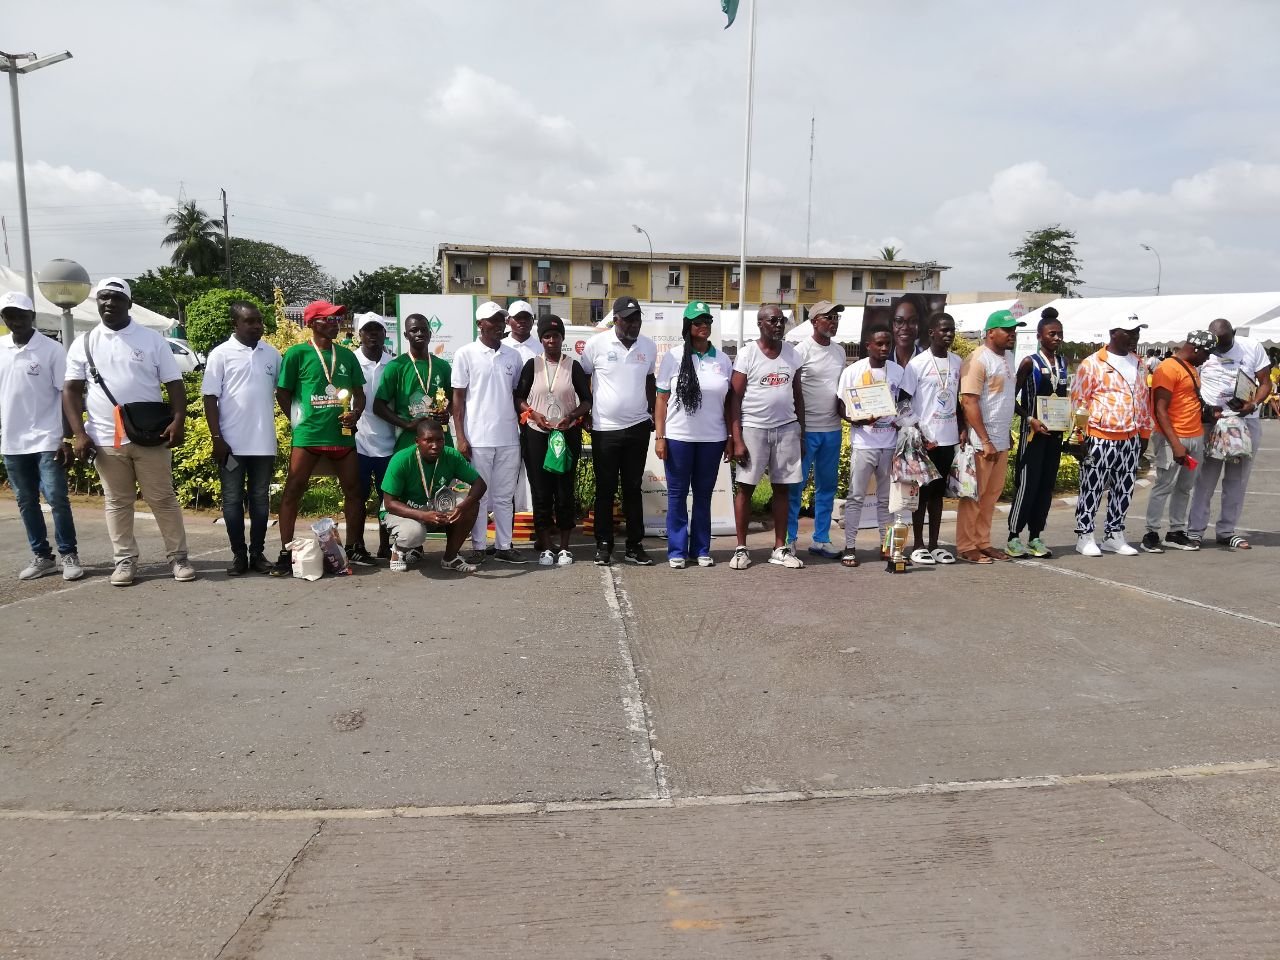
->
xmin=1141 ymin=331 xmax=1216 ymax=553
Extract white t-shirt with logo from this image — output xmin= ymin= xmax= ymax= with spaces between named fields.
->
xmin=355 ymin=348 xmax=396 ymax=457
xmin=838 ymin=358 xmax=904 ymax=449
xmin=793 ymin=336 xmax=846 ymax=432
xmin=656 ymin=344 xmax=733 ymax=443
xmin=452 ymin=339 xmax=521 ymax=447
xmin=0 ymin=331 xmax=66 ymax=455
xmin=580 ymin=329 xmax=657 ymax=431
xmin=959 ymin=345 xmax=1016 ymax=452
xmin=733 ymin=340 xmax=802 ymax=429
xmin=65 ymin=321 xmax=181 ymax=447
xmin=901 ymin=350 xmax=962 ymax=447
xmin=1200 ymin=338 xmax=1269 ymax=420
xmin=201 ymin=337 xmax=282 ymax=457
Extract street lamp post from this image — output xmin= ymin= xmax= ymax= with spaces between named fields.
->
xmin=632 ymin=224 xmax=653 ymax=300
xmin=0 ymin=50 xmax=74 ymax=304
xmin=37 ymin=258 xmax=90 ymax=347
xmin=1139 ymin=243 xmax=1162 ymax=296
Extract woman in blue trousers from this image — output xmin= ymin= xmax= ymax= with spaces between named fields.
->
xmin=653 ymin=302 xmax=734 ymax=568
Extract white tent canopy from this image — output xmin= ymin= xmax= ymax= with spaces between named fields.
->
xmin=945 ymin=299 xmax=1029 ymax=335
xmin=0 ymin=266 xmax=173 ymax=338
xmin=1028 ymin=293 xmax=1280 ymax=346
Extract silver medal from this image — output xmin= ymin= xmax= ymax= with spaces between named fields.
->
xmin=431 ymin=487 xmax=458 ymax=513
xmin=324 ymin=384 xmax=338 ymax=398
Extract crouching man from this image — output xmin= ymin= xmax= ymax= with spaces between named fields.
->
xmin=379 ymin=419 xmax=487 ymax=574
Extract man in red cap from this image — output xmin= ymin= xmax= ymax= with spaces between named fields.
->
xmin=272 ymin=301 xmax=367 ymax=575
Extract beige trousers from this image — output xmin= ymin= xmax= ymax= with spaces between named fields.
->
xmin=956 ymin=449 xmax=1009 ymax=554
xmin=94 ymin=443 xmax=189 ymax=562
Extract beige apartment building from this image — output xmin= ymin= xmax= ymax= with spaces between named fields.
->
xmin=436 ymin=243 xmax=948 ymax=326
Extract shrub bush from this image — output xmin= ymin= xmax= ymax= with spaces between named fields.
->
xmin=184 ymin=288 xmax=272 ymax=358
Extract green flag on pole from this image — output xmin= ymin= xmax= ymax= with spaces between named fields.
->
xmin=722 ymin=0 xmax=739 ymax=28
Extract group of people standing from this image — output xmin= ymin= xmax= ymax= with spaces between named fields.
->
xmin=0 ymin=282 xmax=1272 ymax=585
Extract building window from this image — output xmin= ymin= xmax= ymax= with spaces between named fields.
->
xmin=590 ymin=263 xmax=604 ymax=285
xmin=452 ymin=261 xmax=469 ymax=283
xmin=509 ymin=263 xmax=522 ymax=283
xmin=730 ymin=265 xmax=741 ymax=289
xmin=618 ymin=266 xmax=631 ymax=286
xmin=851 ymin=274 xmax=864 ymax=291
xmin=667 ymin=266 xmax=682 ymax=287
xmin=590 ymin=299 xmax=605 ymax=323
xmin=872 ymin=272 xmax=889 ymax=289
xmin=779 ymin=271 xmax=792 ymax=291
xmin=537 ymin=300 xmax=552 ymax=318
xmin=803 ymin=270 xmax=817 ymax=291
xmin=536 ymin=261 xmax=551 ymax=284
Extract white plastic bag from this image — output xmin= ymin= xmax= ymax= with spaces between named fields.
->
xmin=1207 ymin=416 xmax=1253 ymax=462
xmin=287 ymin=538 xmax=324 ymax=581
xmin=946 ymin=444 xmax=979 ymax=500
xmin=310 ymin=517 xmax=351 ymax=575
xmin=887 ymin=480 xmax=920 ymax=514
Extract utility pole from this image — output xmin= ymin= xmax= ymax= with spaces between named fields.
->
xmin=221 ymin=188 xmax=231 ymax=286
xmin=804 ymin=114 xmax=815 ymax=258
xmin=1 ymin=216 xmax=9 ymax=267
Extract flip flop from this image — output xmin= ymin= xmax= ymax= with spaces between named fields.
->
xmin=981 ymin=547 xmax=1012 ymax=562
xmin=909 ymin=548 xmax=936 ymax=566
xmin=841 ymin=552 xmax=860 ymax=568
xmin=959 ymin=550 xmax=993 ymax=564
xmin=931 ymin=548 xmax=956 ymax=565
xmin=1219 ymin=535 xmax=1251 ymax=551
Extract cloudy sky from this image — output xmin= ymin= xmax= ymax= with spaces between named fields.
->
xmin=4 ymin=0 xmax=1279 ymax=298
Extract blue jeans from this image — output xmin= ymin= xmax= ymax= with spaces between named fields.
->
xmin=664 ymin=439 xmax=723 ymax=560
xmin=220 ymin=455 xmax=275 ymax=557
xmin=4 ymin=451 xmax=77 ymax=557
xmin=787 ymin=429 xmax=842 ymax=543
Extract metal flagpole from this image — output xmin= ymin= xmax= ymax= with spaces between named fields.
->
xmin=735 ymin=0 xmax=757 ymax=348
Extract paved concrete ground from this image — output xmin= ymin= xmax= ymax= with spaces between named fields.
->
xmin=2 ymin=424 xmax=1278 ymax=958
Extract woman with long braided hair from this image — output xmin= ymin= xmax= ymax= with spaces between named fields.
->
xmin=654 ymin=302 xmax=734 ymax=568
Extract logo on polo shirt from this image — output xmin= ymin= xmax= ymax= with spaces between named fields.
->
xmin=607 ymin=351 xmax=618 ymax=362
xmin=265 ymin=363 xmax=277 ymax=377
xmin=759 ymin=371 xmax=791 ymax=387
xmin=26 ymin=361 xmax=41 ymax=376
xmin=131 ymin=349 xmax=145 ymax=362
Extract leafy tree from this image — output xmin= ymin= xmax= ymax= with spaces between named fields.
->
xmin=228 ymin=238 xmax=333 ymax=305
xmin=128 ymin=266 xmax=221 ymax=323
xmin=1007 ymin=224 xmax=1083 ymax=296
xmin=335 ymin=263 xmax=441 ymax=315
xmin=879 ymin=245 xmax=901 ymax=261
xmin=162 ymin=201 xmax=225 ymax=277
xmin=183 ymin=288 xmax=272 ymax=357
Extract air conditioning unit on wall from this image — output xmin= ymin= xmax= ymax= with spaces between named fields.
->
xmin=472 ymin=276 xmax=486 ymax=286
xmin=554 ymin=283 xmax=567 ymax=294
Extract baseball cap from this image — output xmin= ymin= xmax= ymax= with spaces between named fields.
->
xmin=92 ymin=277 xmax=131 ymax=300
xmin=612 ymin=295 xmax=641 ymax=319
xmin=683 ymin=301 xmax=713 ymax=322
xmin=1110 ymin=313 xmax=1147 ymax=331
xmin=508 ymin=299 xmax=534 ymax=317
xmin=809 ymin=300 xmax=845 ymax=319
xmin=302 ymin=300 xmax=344 ymax=323
xmin=354 ymin=312 xmax=385 ymax=332
xmin=476 ymin=300 xmax=508 ymax=322
xmin=985 ymin=309 xmax=1027 ymax=331
xmin=0 ymin=291 xmax=35 ymax=314
xmin=1187 ymin=329 xmax=1217 ymax=350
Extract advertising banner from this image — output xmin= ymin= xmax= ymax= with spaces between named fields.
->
xmin=396 ymin=294 xmax=476 ymax=360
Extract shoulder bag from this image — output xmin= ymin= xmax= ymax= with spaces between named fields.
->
xmin=84 ymin=332 xmax=175 ymax=446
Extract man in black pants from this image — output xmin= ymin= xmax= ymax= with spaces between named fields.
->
xmin=579 ymin=296 xmax=657 ymax=565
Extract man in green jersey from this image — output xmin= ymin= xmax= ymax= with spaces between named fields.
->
xmin=380 ymin=419 xmax=488 ymax=573
xmin=372 ymin=312 xmax=452 ymax=453
xmin=272 ymin=300 xmax=367 ymax=576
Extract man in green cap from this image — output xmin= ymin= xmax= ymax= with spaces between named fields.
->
xmin=956 ymin=309 xmax=1024 ymax=564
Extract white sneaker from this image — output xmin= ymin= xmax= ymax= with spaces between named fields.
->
xmin=18 ymin=554 xmax=57 ymax=580
xmin=538 ymin=549 xmax=556 ymax=566
xmin=1075 ymin=535 xmax=1102 ymax=558
xmin=808 ymin=540 xmax=842 ymax=559
xmin=669 ymin=557 xmax=686 ymax=569
xmin=1100 ymin=533 xmax=1138 ymax=556
xmin=172 ymin=556 xmax=197 ymax=581
xmin=110 ymin=557 xmax=137 ymax=586
xmin=768 ymin=545 xmax=805 ymax=569
xmin=557 ymin=549 xmax=574 ymax=566
xmin=389 ymin=548 xmax=409 ymax=573
xmin=60 ymin=553 xmax=84 ymax=581
xmin=697 ymin=555 xmax=715 ymax=568
xmin=729 ymin=547 xmax=752 ymax=570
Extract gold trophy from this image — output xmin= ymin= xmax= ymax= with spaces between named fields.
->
xmin=432 ymin=387 xmax=448 ymax=417
xmin=337 ymin=388 xmax=353 ymax=436
xmin=1064 ymin=405 xmax=1088 ymax=446
xmin=883 ymin=520 xmax=909 ymax=574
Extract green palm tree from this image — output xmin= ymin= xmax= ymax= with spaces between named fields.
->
xmin=879 ymin=245 xmax=901 ymax=261
xmin=162 ymin=201 xmax=225 ymax=277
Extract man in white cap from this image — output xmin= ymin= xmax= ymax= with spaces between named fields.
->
xmin=0 ymin=291 xmax=83 ymax=580
xmin=201 ymin=299 xmax=280 ymax=575
xmin=64 ymin=278 xmax=194 ymax=586
xmin=348 ymin=312 xmax=396 ymax=564
xmin=787 ymin=299 xmax=845 ymax=557
xmin=452 ymin=301 xmax=527 ymax=563
xmin=505 ymin=299 xmax=542 ymax=516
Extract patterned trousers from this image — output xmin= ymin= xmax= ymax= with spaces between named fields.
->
xmin=1074 ymin=436 xmax=1141 ymax=538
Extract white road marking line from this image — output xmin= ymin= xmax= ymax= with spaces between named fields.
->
xmin=599 ymin=565 xmax=671 ymax=800
xmin=1023 ymin=559 xmax=1280 ymax=629
xmin=0 ymin=759 xmax=1271 ymax=823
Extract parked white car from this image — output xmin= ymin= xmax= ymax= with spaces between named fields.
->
xmin=165 ymin=338 xmax=204 ymax=374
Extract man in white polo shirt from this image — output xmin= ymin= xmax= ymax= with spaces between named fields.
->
xmin=64 ymin=278 xmax=194 ymax=586
xmin=349 ymin=312 xmax=396 ymax=565
xmin=453 ymin=301 xmax=527 ymax=563
xmin=0 ymin=292 xmax=83 ymax=581
xmin=580 ymin=295 xmax=657 ymax=566
xmin=202 ymin=300 xmax=281 ymax=576
xmin=505 ymin=299 xmax=542 ymax=516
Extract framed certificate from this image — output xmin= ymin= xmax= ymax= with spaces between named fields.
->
xmin=1234 ymin=370 xmax=1257 ymax=403
xmin=1037 ymin=396 xmax=1072 ymax=432
xmin=844 ymin=380 xmax=897 ymax=419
